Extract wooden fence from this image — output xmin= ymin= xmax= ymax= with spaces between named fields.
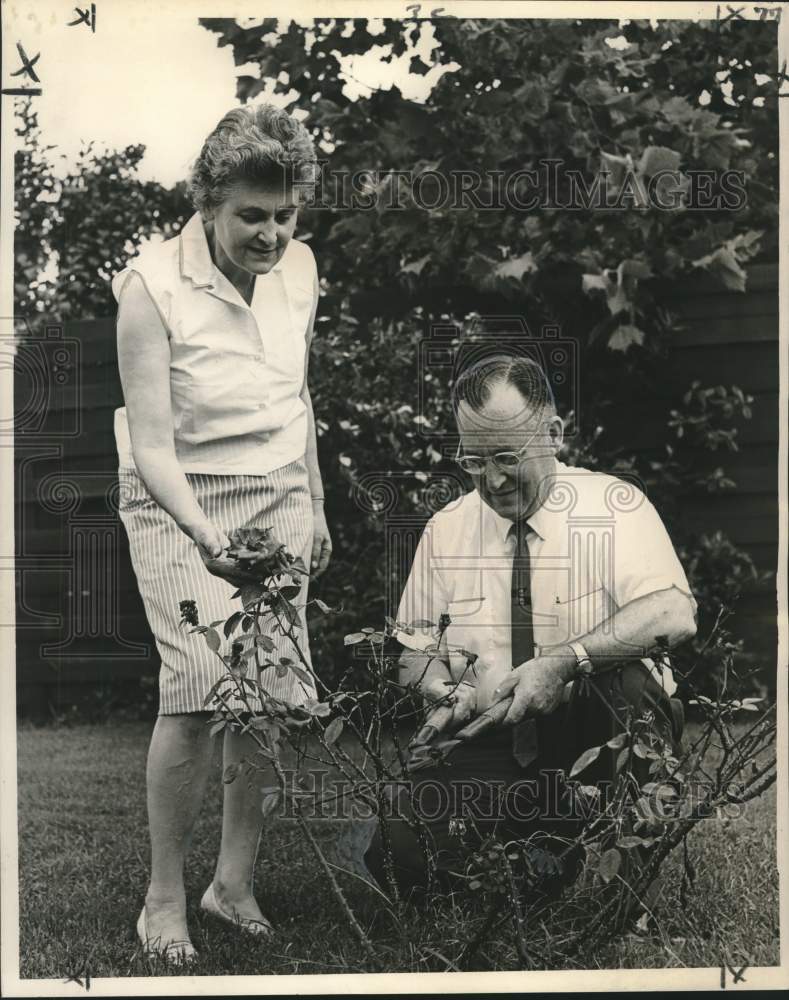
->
xmin=12 ymin=264 xmax=780 ymax=716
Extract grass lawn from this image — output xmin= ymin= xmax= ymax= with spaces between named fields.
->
xmin=15 ymin=720 xmax=779 ymax=979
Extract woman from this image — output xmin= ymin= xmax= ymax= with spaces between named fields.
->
xmin=113 ymin=104 xmax=332 ymax=962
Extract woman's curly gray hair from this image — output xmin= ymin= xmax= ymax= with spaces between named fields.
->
xmin=188 ymin=104 xmax=318 ymax=214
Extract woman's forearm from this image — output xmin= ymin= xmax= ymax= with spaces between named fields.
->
xmin=132 ymin=445 xmax=211 ymax=540
xmin=303 ymin=390 xmax=324 ymax=503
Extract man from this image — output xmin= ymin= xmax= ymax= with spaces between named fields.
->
xmin=363 ymin=353 xmax=696 ymax=902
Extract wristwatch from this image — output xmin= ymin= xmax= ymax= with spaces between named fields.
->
xmin=567 ymin=639 xmax=594 ymax=678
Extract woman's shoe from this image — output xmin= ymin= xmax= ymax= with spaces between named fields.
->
xmin=136 ymin=906 xmax=197 ymax=965
xmin=200 ymin=882 xmax=273 ymax=938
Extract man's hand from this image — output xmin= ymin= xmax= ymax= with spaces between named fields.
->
xmin=410 ymin=677 xmax=477 ymax=747
xmin=493 ymin=650 xmax=577 ymax=724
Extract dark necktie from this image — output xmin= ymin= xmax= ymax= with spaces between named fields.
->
xmin=510 ymin=522 xmax=539 ymax=768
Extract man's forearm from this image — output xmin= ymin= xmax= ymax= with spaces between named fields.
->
xmin=542 ymin=587 xmax=697 ymax=678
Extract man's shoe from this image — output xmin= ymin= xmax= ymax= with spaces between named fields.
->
xmin=200 ymin=883 xmax=274 ymax=938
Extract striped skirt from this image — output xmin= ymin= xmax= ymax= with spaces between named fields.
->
xmin=117 ymin=459 xmax=315 ymax=715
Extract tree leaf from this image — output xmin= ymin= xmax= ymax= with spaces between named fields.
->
xmin=637 ymin=145 xmax=681 ymax=178
xmin=209 ymin=720 xmax=226 ymax=738
xmin=344 ymin=632 xmax=367 ymax=645
xmin=402 ymin=253 xmax=430 ymax=276
xmin=255 ymin=634 xmax=276 ymax=651
xmin=692 ymin=246 xmax=746 ymax=292
xmin=290 ymin=663 xmax=314 ymax=686
xmin=203 ymin=628 xmax=221 ymax=654
xmin=261 ymin=788 xmax=281 ymax=818
xmin=598 ymin=847 xmax=622 ymax=883
xmin=223 ymin=610 xmax=244 ymax=638
xmin=240 ymin=583 xmax=267 ymax=607
xmin=606 ymin=732 xmax=628 ymax=750
xmin=570 ymin=744 xmax=602 ymax=777
xmin=494 ymin=251 xmax=537 ymax=281
xmin=618 ymin=835 xmax=651 ymax=849
xmin=608 ymin=324 xmax=645 ymax=352
xmin=223 ymin=763 xmax=240 ymax=784
xmin=324 ymin=716 xmax=344 ymax=745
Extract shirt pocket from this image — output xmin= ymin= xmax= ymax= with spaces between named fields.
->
xmin=551 ymin=583 xmax=611 ymax=644
xmin=171 ymin=372 xmax=267 ymax=444
xmin=444 ymin=593 xmax=497 ymax=670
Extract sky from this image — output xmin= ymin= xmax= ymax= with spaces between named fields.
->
xmin=4 ymin=2 xmax=449 ymax=188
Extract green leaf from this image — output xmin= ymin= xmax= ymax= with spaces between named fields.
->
xmin=344 ymin=632 xmax=367 ymax=645
xmin=402 ymin=253 xmax=430 ymax=276
xmin=275 ymin=662 xmax=289 ymax=678
xmin=314 ymin=598 xmax=333 ymax=614
xmin=240 ymin=583 xmax=267 ymax=607
xmin=324 ymin=716 xmax=344 ymax=745
xmin=494 ymin=252 xmax=537 ymax=281
xmin=255 ymin=634 xmax=276 ymax=651
xmin=608 ymin=324 xmax=645 ymax=352
xmin=692 ymin=246 xmax=746 ymax=292
xmin=290 ymin=663 xmax=314 ymax=686
xmin=637 ymin=145 xmax=681 ymax=178
xmin=598 ymin=847 xmax=622 ymax=883
xmin=570 ymin=744 xmax=602 ymax=778
xmin=223 ymin=610 xmax=244 ymax=638
xmin=606 ymin=733 xmax=628 ymax=750
xmin=203 ymin=628 xmax=221 ymax=654
xmin=618 ymin=835 xmax=651 ymax=849
xmin=615 ymin=747 xmax=630 ymax=773
xmin=202 ymin=677 xmax=226 ymax=707
xmin=223 ymin=763 xmax=240 ymax=784
xmin=261 ymin=788 xmax=281 ymax=818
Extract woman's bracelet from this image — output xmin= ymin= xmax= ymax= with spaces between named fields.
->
xmin=311 ymin=495 xmax=325 ymax=504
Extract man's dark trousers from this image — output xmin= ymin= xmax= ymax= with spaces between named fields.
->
xmin=365 ymin=661 xmax=684 ymax=902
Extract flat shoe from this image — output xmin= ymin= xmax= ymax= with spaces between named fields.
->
xmin=136 ymin=906 xmax=197 ymax=965
xmin=200 ymin=883 xmax=273 ymax=938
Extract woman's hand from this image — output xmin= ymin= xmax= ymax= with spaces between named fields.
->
xmin=311 ymin=501 xmax=332 ymax=578
xmin=192 ymin=522 xmax=252 ymax=587
xmin=192 ymin=521 xmax=231 ymax=559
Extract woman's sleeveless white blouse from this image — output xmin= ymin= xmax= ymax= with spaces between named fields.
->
xmin=112 ymin=211 xmax=318 ymax=475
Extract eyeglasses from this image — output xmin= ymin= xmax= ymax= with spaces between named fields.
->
xmin=454 ymin=423 xmax=544 ymax=475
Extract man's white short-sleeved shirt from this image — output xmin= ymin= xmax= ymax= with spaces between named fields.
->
xmin=396 ymin=460 xmax=697 ymax=697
